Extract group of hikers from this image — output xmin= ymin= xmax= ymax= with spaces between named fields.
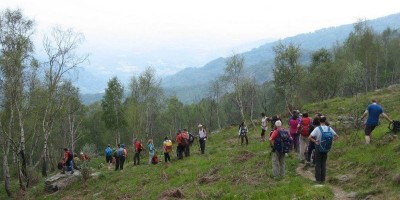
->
xmin=58 ymin=148 xmax=89 ymax=174
xmin=103 ymin=124 xmax=208 ymax=171
xmin=265 ymin=99 xmax=393 ymax=184
xmin=60 ymin=98 xmax=394 ymax=186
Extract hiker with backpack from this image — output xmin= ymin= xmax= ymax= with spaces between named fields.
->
xmin=238 ymin=122 xmax=249 ymax=145
xmin=308 ymin=116 xmax=338 ymax=184
xmin=147 ymin=139 xmax=156 ymax=164
xmin=360 ymin=99 xmax=393 ymax=144
xmin=289 ymin=111 xmax=301 ymax=152
xmin=261 ymin=113 xmax=268 ymax=142
xmin=298 ymin=112 xmax=312 ymax=163
xmin=105 ymin=144 xmax=113 ymax=170
xmin=63 ymin=148 xmax=74 ymax=174
xmin=269 ymin=120 xmax=292 ymax=178
xmin=114 ymin=144 xmax=121 ymax=170
xmin=306 ymin=115 xmax=321 ymax=166
xmin=134 ymin=139 xmax=143 ymax=166
xmin=163 ymin=136 xmax=172 ymax=163
xmin=198 ymin=124 xmax=207 ymax=154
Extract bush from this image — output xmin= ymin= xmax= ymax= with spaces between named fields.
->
xmin=80 ymin=161 xmax=92 ymax=182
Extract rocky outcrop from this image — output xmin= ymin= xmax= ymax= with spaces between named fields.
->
xmin=44 ymin=171 xmax=81 ymax=193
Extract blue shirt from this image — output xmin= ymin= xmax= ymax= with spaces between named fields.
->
xmin=366 ymin=103 xmax=383 ymax=126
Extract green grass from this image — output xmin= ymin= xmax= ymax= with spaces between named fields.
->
xmin=12 ymin=85 xmax=400 ymax=199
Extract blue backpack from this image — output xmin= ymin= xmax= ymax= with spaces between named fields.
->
xmin=317 ymin=126 xmax=334 ymax=152
xmin=274 ymin=130 xmax=291 ymax=153
xmin=105 ymin=147 xmax=112 ymax=156
xmin=118 ymin=147 xmax=124 ymax=157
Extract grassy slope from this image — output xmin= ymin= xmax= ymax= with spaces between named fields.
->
xmin=7 ymin=85 xmax=399 ymax=200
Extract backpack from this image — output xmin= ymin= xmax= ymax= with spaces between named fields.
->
xmin=300 ymin=118 xmax=311 ymax=137
xmin=188 ymin=133 xmax=194 ymax=143
xmin=389 ymin=120 xmax=400 ymax=134
xmin=240 ymin=127 xmax=248 ymax=135
xmin=152 ymin=154 xmax=159 ymax=164
xmin=165 ymin=140 xmax=172 ymax=153
xmin=105 ymin=147 xmax=112 ymax=156
xmin=274 ymin=130 xmax=291 ymax=153
xmin=317 ymin=126 xmax=334 ymax=153
xmin=66 ymin=152 xmax=73 ymax=162
xmin=118 ymin=148 xmax=124 ymax=157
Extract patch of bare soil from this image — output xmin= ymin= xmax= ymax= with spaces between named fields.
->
xmin=233 ymin=150 xmax=255 ymax=163
xmin=160 ymin=189 xmax=185 ymax=200
xmin=296 ymin=165 xmax=355 ymax=200
xmin=116 ymin=194 xmax=132 ymax=200
xmin=197 ymin=167 xmax=220 ymax=185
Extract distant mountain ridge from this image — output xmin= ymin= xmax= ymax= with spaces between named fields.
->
xmin=81 ymin=13 xmax=400 ymax=105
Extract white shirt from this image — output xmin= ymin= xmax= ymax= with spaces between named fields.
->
xmin=261 ymin=116 xmax=267 ymax=130
xmin=310 ymin=125 xmax=337 ymax=142
xmin=199 ymin=128 xmax=206 ymax=138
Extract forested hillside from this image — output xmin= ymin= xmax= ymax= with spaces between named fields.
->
xmin=1 ymin=8 xmax=400 ymax=199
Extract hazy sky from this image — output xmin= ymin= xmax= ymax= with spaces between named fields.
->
xmin=1 ymin=0 xmax=400 ymax=78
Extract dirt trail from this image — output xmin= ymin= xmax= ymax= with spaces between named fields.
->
xmin=296 ymin=165 xmax=354 ymax=200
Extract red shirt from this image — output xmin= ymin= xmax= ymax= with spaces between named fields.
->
xmin=176 ymin=133 xmax=183 ymax=145
xmin=269 ymin=127 xmax=284 ymax=142
xmin=135 ymin=141 xmax=141 ymax=152
xmin=64 ymin=151 xmax=70 ymax=160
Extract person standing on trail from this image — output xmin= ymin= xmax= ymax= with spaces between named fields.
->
xmin=308 ymin=116 xmax=338 ymax=184
xmin=289 ymin=111 xmax=301 ymax=152
xmin=147 ymin=139 xmax=156 ymax=164
xmin=269 ymin=120 xmax=291 ymax=178
xmin=182 ymin=129 xmax=190 ymax=157
xmin=114 ymin=144 xmax=121 ymax=171
xmin=198 ymin=124 xmax=207 ymax=154
xmin=238 ymin=122 xmax=249 ymax=145
xmin=298 ymin=112 xmax=312 ymax=163
xmin=163 ymin=136 xmax=172 ymax=163
xmin=360 ymin=99 xmax=393 ymax=144
xmin=306 ymin=116 xmax=321 ymax=166
xmin=134 ymin=139 xmax=143 ymax=166
xmin=261 ymin=113 xmax=268 ymax=142
xmin=105 ymin=144 xmax=113 ymax=170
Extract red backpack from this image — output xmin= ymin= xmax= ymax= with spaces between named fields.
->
xmin=300 ymin=117 xmax=311 ymax=137
xmin=152 ymin=154 xmax=159 ymax=164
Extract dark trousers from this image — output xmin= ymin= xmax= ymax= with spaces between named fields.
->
xmin=115 ymin=157 xmax=120 ymax=171
xmin=307 ymin=141 xmax=316 ymax=164
xmin=184 ymin=145 xmax=190 ymax=157
xmin=240 ymin=134 xmax=248 ymax=145
xmin=199 ymin=138 xmax=206 ymax=154
xmin=315 ymin=149 xmax=328 ymax=182
xmin=164 ymin=152 xmax=171 ymax=162
xmin=177 ymin=145 xmax=185 ymax=159
xmin=120 ymin=157 xmax=125 ymax=170
xmin=134 ymin=152 xmax=140 ymax=165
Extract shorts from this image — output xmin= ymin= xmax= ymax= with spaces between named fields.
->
xmin=261 ymin=129 xmax=266 ymax=136
xmin=106 ymin=155 xmax=112 ymax=163
xmin=364 ymin=124 xmax=377 ymax=136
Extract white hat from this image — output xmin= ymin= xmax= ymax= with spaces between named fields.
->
xmin=198 ymin=124 xmax=203 ymax=128
xmin=275 ymin=120 xmax=282 ymax=127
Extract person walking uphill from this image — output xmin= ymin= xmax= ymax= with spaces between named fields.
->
xmin=361 ymin=99 xmax=393 ymax=144
xmin=289 ymin=111 xmax=301 ymax=152
xmin=105 ymin=144 xmax=113 ymax=170
xmin=116 ymin=144 xmax=127 ymax=170
xmin=298 ymin=113 xmax=312 ymax=163
xmin=239 ymin=122 xmax=249 ymax=145
xmin=308 ymin=116 xmax=338 ymax=184
xmin=269 ymin=120 xmax=292 ymax=178
xmin=198 ymin=124 xmax=207 ymax=154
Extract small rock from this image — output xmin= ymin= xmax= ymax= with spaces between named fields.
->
xmin=347 ymin=192 xmax=357 ymax=198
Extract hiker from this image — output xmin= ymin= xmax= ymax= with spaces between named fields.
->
xmin=147 ymin=139 xmax=156 ymax=164
xmin=289 ymin=111 xmax=301 ymax=152
xmin=198 ymin=124 xmax=207 ymax=154
xmin=58 ymin=158 xmax=65 ymax=172
xmin=308 ymin=116 xmax=339 ymax=184
xmin=182 ymin=129 xmax=190 ymax=157
xmin=163 ymin=136 xmax=172 ymax=163
xmin=119 ymin=144 xmax=127 ymax=170
xmin=63 ymin=148 xmax=74 ymax=174
xmin=306 ymin=116 xmax=321 ymax=166
xmin=114 ymin=144 xmax=121 ymax=171
xmin=134 ymin=139 xmax=143 ymax=166
xmin=238 ymin=122 xmax=249 ymax=145
xmin=80 ymin=152 xmax=89 ymax=161
xmin=298 ymin=112 xmax=312 ymax=163
xmin=105 ymin=144 xmax=113 ymax=169
xmin=176 ymin=131 xmax=184 ymax=159
xmin=261 ymin=113 xmax=268 ymax=142
xmin=269 ymin=120 xmax=292 ymax=178
xmin=360 ymin=99 xmax=393 ymax=144
xmin=270 ymin=115 xmax=281 ymax=133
